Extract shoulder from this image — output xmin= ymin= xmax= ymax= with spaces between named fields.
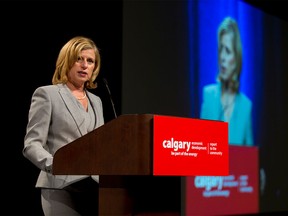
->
xmin=32 ymin=84 xmax=65 ymax=100
xmin=203 ymin=83 xmax=219 ymax=91
xmin=34 ymin=84 xmax=61 ymax=93
xmin=87 ymin=90 xmax=102 ymax=103
xmin=35 ymin=84 xmax=67 ymax=93
xmin=237 ymin=92 xmax=252 ymax=108
xmin=203 ymin=83 xmax=220 ymax=95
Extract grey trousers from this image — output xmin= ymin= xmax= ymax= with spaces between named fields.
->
xmin=41 ymin=177 xmax=99 ymax=216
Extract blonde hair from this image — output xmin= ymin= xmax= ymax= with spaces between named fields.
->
xmin=52 ymin=36 xmax=101 ymax=89
xmin=217 ymin=17 xmax=242 ymax=93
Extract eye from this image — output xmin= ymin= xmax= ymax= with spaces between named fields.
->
xmin=225 ymin=47 xmax=231 ymax=54
xmin=76 ymin=57 xmax=95 ymax=65
xmin=77 ymin=56 xmax=83 ymax=62
xmin=87 ymin=58 xmax=94 ymax=64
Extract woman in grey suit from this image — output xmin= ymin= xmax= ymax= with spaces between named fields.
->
xmin=23 ymin=36 xmax=104 ymax=215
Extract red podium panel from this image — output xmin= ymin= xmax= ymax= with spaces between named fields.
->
xmin=184 ymin=146 xmax=259 ymax=215
xmin=153 ymin=115 xmax=229 ymax=176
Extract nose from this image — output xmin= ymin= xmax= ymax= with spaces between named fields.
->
xmin=80 ymin=59 xmax=88 ymax=68
xmin=220 ymin=50 xmax=225 ymax=63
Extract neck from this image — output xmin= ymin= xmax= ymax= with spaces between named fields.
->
xmin=66 ymin=82 xmax=86 ymax=100
xmin=77 ymin=91 xmax=87 ymax=100
xmin=66 ymin=81 xmax=84 ymax=92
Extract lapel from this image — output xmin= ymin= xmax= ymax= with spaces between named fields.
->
xmin=215 ymin=84 xmax=224 ymax=120
xmin=57 ymin=84 xmax=87 ymax=136
xmin=230 ymin=93 xmax=239 ymax=125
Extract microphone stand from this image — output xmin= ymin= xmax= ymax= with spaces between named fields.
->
xmin=103 ymin=78 xmax=117 ymax=119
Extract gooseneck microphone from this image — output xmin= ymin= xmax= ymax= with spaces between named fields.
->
xmin=102 ymin=78 xmax=117 ymax=119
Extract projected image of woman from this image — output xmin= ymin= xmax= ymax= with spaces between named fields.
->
xmin=200 ymin=16 xmax=253 ymax=146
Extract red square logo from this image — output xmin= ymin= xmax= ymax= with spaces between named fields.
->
xmin=153 ymin=115 xmax=229 ymax=176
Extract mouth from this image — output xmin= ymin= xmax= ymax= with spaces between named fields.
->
xmin=78 ymin=71 xmax=88 ymax=77
xmin=220 ymin=66 xmax=226 ymax=73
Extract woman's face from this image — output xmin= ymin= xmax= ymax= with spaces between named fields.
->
xmin=68 ymin=49 xmax=95 ymax=88
xmin=219 ymin=32 xmax=236 ymax=81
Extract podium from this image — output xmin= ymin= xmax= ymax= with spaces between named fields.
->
xmin=53 ymin=114 xmax=228 ymax=215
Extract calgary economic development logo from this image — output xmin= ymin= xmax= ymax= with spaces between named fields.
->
xmin=185 ymin=146 xmax=259 ymax=215
xmin=162 ymin=138 xmax=223 ymax=157
xmin=153 ymin=115 xmax=229 ymax=176
xmin=194 ymin=174 xmax=254 ymax=197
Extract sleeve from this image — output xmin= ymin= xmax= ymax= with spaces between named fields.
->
xmin=23 ymin=87 xmax=53 ymax=173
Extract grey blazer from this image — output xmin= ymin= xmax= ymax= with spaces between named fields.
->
xmin=23 ymin=84 xmax=104 ymax=189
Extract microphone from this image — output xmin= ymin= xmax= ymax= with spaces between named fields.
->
xmin=102 ymin=78 xmax=117 ymax=119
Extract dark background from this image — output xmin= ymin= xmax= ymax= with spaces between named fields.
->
xmin=2 ymin=0 xmax=287 ymax=215
xmin=3 ymin=1 xmax=122 ymax=215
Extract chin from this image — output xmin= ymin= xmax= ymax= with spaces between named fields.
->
xmin=219 ymin=75 xmax=229 ymax=81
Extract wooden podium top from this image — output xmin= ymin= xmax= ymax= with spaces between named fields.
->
xmin=53 ymin=114 xmax=154 ymax=175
